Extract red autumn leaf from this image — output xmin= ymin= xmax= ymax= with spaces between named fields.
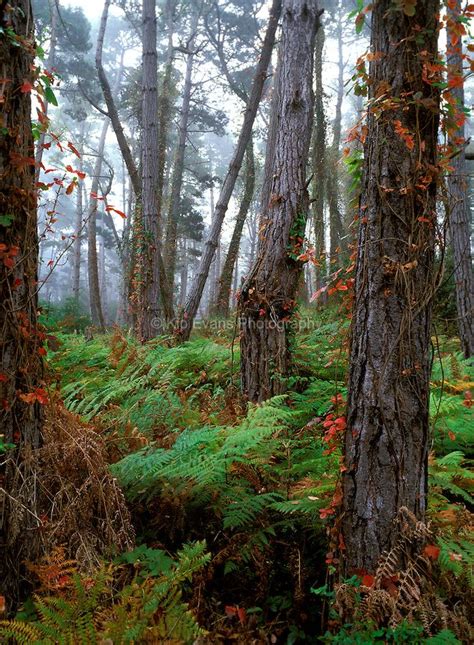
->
xmin=67 ymin=141 xmax=81 ymax=158
xmin=20 ymin=80 xmax=33 ymax=93
xmin=448 ymin=431 xmax=456 ymax=441
xmin=0 ymin=373 xmax=8 ymax=382
xmin=65 ymin=182 xmax=75 ymax=195
xmin=448 ymin=74 xmax=464 ymax=88
xmin=19 ymin=392 xmax=37 ymax=404
xmin=225 ymin=605 xmax=237 ymax=617
xmin=38 ymin=347 xmax=47 ymax=356
xmin=237 ymin=607 xmax=246 ymax=625
xmin=362 ymin=574 xmax=375 ymax=587
xmin=76 ymin=170 xmax=86 ymax=180
xmin=105 ymin=205 xmax=126 ymax=218
xmin=3 ymin=257 xmax=14 ymax=269
xmin=65 ymin=164 xmax=73 ymax=172
xmin=424 ymin=544 xmax=440 ymax=560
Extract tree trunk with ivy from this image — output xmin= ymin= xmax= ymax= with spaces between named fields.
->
xmin=446 ymin=1 xmax=473 ymax=359
xmin=341 ymin=0 xmax=440 ymax=574
xmin=239 ymin=0 xmax=320 ymax=402
xmin=0 ymin=0 xmax=44 ymax=609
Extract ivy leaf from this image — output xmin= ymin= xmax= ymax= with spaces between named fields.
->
xmin=44 ymin=86 xmax=58 ymax=106
xmin=0 ymin=214 xmax=14 ymax=227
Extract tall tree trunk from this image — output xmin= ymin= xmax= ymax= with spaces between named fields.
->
xmin=155 ymin=0 xmax=177 ymax=318
xmin=180 ymin=238 xmax=188 ymax=307
xmin=72 ymin=124 xmax=85 ymax=302
xmin=140 ymin=0 xmax=163 ymax=339
xmin=239 ymin=0 xmax=320 ymax=402
xmin=96 ymin=0 xmax=172 ymax=322
xmin=177 ymin=0 xmax=282 ymax=341
xmin=328 ymin=2 xmax=344 ymax=264
xmin=207 ymin=180 xmax=217 ymax=314
xmin=446 ymin=2 xmax=473 ymax=358
xmin=312 ymin=25 xmax=326 ymax=292
xmin=88 ymin=119 xmax=109 ymax=331
xmin=0 ymin=0 xmax=44 ymax=609
xmin=214 ymin=139 xmax=255 ymax=317
xmin=163 ymin=11 xmax=197 ymax=297
xmin=341 ymin=0 xmax=440 ymax=573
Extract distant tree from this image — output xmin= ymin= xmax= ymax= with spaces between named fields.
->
xmin=341 ymin=0 xmax=440 ymax=573
xmin=0 ymin=0 xmax=44 ymax=608
xmin=177 ymin=0 xmax=282 ymax=341
xmin=239 ymin=0 xmax=320 ymax=402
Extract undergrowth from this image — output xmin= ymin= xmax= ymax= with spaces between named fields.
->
xmin=4 ymin=315 xmax=470 ymax=643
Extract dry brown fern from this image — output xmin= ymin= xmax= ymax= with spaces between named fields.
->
xmin=333 ymin=506 xmax=473 ymax=641
xmin=37 ymin=397 xmax=135 ymax=566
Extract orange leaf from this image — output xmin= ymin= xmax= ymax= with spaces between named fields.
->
xmin=362 ymin=574 xmax=375 ymax=587
xmin=20 ymin=80 xmax=33 ymax=93
xmin=424 ymin=544 xmax=440 ymax=560
xmin=67 ymin=141 xmax=81 ymax=158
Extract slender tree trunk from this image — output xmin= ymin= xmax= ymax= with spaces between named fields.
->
xmin=342 ymin=0 xmax=440 ymax=574
xmin=96 ymin=0 xmax=140 ymax=196
xmin=180 ymin=238 xmax=188 ymax=307
xmin=177 ymin=0 xmax=282 ymax=341
xmin=154 ymin=0 xmax=177 ymax=318
xmin=0 ymin=0 xmax=44 ymax=610
xmin=446 ymin=2 xmax=473 ymax=358
xmin=164 ymin=12 xmax=197 ymax=297
xmin=214 ymin=139 xmax=255 ymax=317
xmin=328 ymin=2 xmax=344 ymax=264
xmin=72 ymin=124 xmax=85 ymax=302
xmin=88 ymin=119 xmax=109 ymax=331
xmin=239 ymin=0 xmax=320 ymax=402
xmin=312 ymin=25 xmax=326 ymax=292
xmin=140 ymin=0 xmax=163 ymax=339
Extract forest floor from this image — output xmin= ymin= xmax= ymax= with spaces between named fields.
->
xmin=3 ymin=306 xmax=473 ymax=643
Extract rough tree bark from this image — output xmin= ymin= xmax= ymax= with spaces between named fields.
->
xmin=446 ymin=1 xmax=473 ymax=358
xmin=214 ymin=138 xmax=255 ymax=317
xmin=140 ymin=0 xmax=164 ymax=339
xmin=96 ymin=0 xmax=172 ymax=324
xmin=0 ymin=0 xmax=44 ymax=609
xmin=177 ymin=0 xmax=282 ymax=341
xmin=163 ymin=10 xmax=198 ymax=297
xmin=341 ymin=0 xmax=440 ymax=573
xmin=239 ymin=0 xmax=320 ymax=402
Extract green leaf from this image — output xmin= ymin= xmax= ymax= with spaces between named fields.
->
xmin=0 ymin=214 xmax=14 ymax=227
xmin=44 ymin=86 xmax=58 ymax=107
